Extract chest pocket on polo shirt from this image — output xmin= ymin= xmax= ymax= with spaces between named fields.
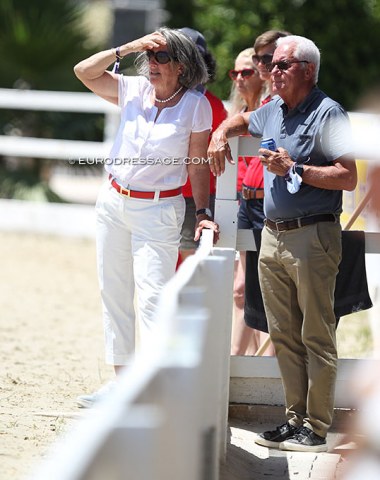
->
xmin=294 ymin=133 xmax=313 ymax=163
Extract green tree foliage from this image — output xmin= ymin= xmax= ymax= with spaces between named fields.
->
xmin=0 ymin=0 xmax=104 ymax=201
xmin=0 ymin=0 xmax=96 ymax=91
xmin=165 ymin=0 xmax=380 ymax=110
xmin=164 ymin=0 xmax=195 ymax=28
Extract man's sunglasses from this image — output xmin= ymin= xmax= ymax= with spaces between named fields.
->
xmin=265 ymin=60 xmax=310 ymax=72
xmin=252 ymin=53 xmax=273 ymax=65
xmin=228 ymin=69 xmax=257 ymax=80
xmin=146 ymin=50 xmax=175 ymax=64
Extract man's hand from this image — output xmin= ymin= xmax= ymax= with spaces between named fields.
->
xmin=207 ymin=129 xmax=234 ymax=177
xmin=194 ymin=216 xmax=220 ymax=244
xmin=259 ymin=146 xmax=293 ymax=176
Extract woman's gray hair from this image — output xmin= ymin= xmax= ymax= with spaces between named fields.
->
xmin=134 ymin=27 xmax=209 ymax=89
xmin=276 ymin=35 xmax=320 ymax=84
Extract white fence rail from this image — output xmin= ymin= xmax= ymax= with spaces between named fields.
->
xmin=0 ymin=88 xmax=119 ymax=159
xmin=30 ymin=230 xmax=235 ymax=480
xmin=1 ymin=88 xmax=380 ymax=162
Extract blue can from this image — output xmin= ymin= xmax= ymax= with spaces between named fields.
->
xmin=260 ymin=138 xmax=276 ymax=151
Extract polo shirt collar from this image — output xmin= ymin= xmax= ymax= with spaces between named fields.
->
xmin=280 ymin=86 xmax=320 ymax=116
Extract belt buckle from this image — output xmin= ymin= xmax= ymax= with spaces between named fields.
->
xmin=120 ymin=186 xmax=131 ymax=197
xmin=275 ymin=220 xmax=286 ymax=231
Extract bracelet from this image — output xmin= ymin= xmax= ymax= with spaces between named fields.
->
xmin=112 ymin=47 xmax=123 ymax=74
xmin=114 ymin=47 xmax=123 ymax=60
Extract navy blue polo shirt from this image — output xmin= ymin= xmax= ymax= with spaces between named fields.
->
xmin=248 ymin=87 xmax=353 ymax=221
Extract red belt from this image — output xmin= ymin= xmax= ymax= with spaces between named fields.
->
xmin=109 ymin=176 xmax=182 ymax=199
xmin=241 ymin=185 xmax=264 ymax=200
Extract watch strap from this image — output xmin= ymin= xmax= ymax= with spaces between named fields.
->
xmin=196 ymin=208 xmax=212 ymax=218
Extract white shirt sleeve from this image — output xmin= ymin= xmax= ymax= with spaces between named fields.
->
xmin=117 ymin=75 xmax=149 ymax=108
xmin=192 ymin=94 xmax=212 ymax=133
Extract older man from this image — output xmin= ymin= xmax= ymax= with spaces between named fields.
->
xmin=208 ymin=35 xmax=357 ymax=452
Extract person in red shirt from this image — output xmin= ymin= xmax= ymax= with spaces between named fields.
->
xmin=237 ymin=31 xmax=291 ymax=356
xmin=178 ymin=28 xmax=227 ymax=263
xmin=228 ymin=48 xmax=265 ymax=355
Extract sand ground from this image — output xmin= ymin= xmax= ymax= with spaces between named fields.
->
xmin=0 ymin=231 xmax=374 ymax=480
xmin=0 ymin=232 xmax=113 ymax=480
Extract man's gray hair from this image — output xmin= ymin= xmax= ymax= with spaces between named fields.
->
xmin=135 ymin=27 xmax=209 ymax=89
xmin=276 ymin=35 xmax=320 ymax=84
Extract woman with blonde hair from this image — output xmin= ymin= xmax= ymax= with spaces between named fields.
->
xmin=228 ymin=48 xmax=263 ymax=116
xmin=228 ymin=48 xmax=267 ymax=355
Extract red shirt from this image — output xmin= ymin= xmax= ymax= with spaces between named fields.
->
xmin=182 ymin=89 xmax=227 ymax=197
xmin=240 ymin=95 xmax=272 ymax=190
xmin=237 ymin=153 xmax=262 ymax=191
xmin=240 ymin=156 xmax=264 ymax=189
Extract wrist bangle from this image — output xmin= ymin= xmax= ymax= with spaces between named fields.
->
xmin=112 ymin=47 xmax=123 ymax=74
xmin=115 ymin=47 xmax=123 ymax=60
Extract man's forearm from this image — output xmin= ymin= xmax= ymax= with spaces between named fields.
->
xmin=215 ymin=112 xmax=250 ymax=140
xmin=207 ymin=112 xmax=250 ymax=176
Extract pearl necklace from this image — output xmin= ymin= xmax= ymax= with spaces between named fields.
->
xmin=155 ymin=86 xmax=183 ymax=104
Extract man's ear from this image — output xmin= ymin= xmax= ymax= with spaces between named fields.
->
xmin=305 ymin=63 xmax=315 ymax=81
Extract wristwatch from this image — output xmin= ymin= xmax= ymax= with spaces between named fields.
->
xmin=294 ymin=163 xmax=304 ymax=177
xmin=196 ymin=208 xmax=212 ymax=218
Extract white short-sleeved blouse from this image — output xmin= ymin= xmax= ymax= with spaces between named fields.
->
xmin=106 ymin=75 xmax=212 ymax=190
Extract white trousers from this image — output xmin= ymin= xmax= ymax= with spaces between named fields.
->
xmin=95 ymin=182 xmax=185 ymax=365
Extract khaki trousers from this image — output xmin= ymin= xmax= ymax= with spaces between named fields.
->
xmin=259 ymin=221 xmax=342 ymax=437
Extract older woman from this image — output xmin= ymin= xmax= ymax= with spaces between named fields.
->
xmin=74 ymin=28 xmax=219 ymax=407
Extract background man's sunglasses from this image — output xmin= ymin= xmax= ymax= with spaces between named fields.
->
xmin=228 ymin=69 xmax=257 ymax=80
xmin=146 ymin=50 xmax=174 ymax=64
xmin=265 ymin=60 xmax=310 ymax=72
xmin=252 ymin=54 xmax=273 ymax=65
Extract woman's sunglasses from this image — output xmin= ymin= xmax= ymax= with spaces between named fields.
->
xmin=146 ymin=50 xmax=174 ymax=64
xmin=228 ymin=69 xmax=257 ymax=80
xmin=265 ymin=60 xmax=310 ymax=72
xmin=252 ymin=54 xmax=273 ymax=66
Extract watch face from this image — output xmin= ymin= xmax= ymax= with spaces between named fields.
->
xmin=295 ymin=164 xmax=304 ymax=177
xmin=196 ymin=208 xmax=212 ymax=217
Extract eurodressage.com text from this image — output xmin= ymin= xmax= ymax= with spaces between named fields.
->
xmin=68 ymin=157 xmax=211 ymax=165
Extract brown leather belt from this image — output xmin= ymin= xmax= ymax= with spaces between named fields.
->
xmin=241 ymin=185 xmax=264 ymax=200
xmin=265 ymin=214 xmax=337 ymax=232
xmin=109 ymin=175 xmax=182 ymax=199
